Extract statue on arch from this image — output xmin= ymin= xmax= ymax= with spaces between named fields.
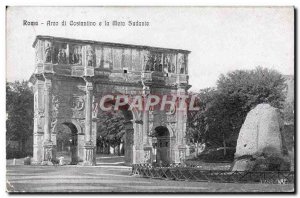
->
xmin=178 ymin=54 xmax=186 ymax=74
xmin=45 ymin=43 xmax=52 ymax=63
xmin=57 ymin=49 xmax=67 ymax=64
xmin=87 ymin=46 xmax=95 ymax=67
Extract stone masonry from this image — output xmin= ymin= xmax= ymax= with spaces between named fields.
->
xmin=30 ymin=35 xmax=191 ymax=165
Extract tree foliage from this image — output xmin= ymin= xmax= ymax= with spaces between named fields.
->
xmin=187 ymin=67 xmax=287 ymax=148
xmin=56 ymin=125 xmax=73 ymax=151
xmin=96 ymin=110 xmax=126 ymax=147
xmin=6 ymin=81 xmax=34 ymax=151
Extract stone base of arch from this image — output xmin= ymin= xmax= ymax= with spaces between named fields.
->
xmin=32 ymin=133 xmax=44 ymax=164
xmin=142 ymin=146 xmax=153 ymax=164
xmin=42 ymin=141 xmax=56 ymax=162
xmin=135 ymin=149 xmax=146 ymax=164
xmin=124 ymin=145 xmax=149 ymax=165
xmin=77 ymin=134 xmax=86 ymax=163
xmin=82 ymin=143 xmax=96 ymax=166
xmin=124 ymin=144 xmax=135 ymax=165
xmin=171 ymin=145 xmax=187 ymax=164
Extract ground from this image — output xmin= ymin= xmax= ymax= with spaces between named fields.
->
xmin=6 ymin=155 xmax=294 ymax=193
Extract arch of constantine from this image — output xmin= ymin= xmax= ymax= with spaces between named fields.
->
xmin=29 ymin=35 xmax=191 ymax=165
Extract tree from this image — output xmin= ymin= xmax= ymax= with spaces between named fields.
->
xmin=217 ymin=66 xmax=286 ymax=111
xmin=56 ymin=125 xmax=72 ymax=152
xmin=187 ymin=88 xmax=217 ymax=144
xmin=6 ymin=81 xmax=34 ymax=155
xmin=187 ymin=67 xmax=287 ymax=153
xmin=96 ymin=110 xmax=125 ymax=155
xmin=187 ymin=88 xmax=233 ymax=149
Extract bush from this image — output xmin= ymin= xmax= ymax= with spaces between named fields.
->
xmin=24 ymin=157 xmax=31 ymax=165
xmin=188 ymin=148 xmax=235 ymax=163
xmin=51 ymin=158 xmax=59 ymax=165
xmin=6 ymin=150 xmax=29 ymax=159
xmin=251 ymin=156 xmax=291 ymax=171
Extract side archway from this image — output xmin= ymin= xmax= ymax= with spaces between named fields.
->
xmin=152 ymin=126 xmax=171 ymax=165
xmin=52 ymin=119 xmax=83 ymax=164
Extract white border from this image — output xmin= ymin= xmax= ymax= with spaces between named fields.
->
xmin=0 ymin=0 xmax=298 ymax=197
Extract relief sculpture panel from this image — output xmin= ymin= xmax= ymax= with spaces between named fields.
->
xmin=113 ymin=48 xmax=122 ymax=70
xmin=163 ymin=53 xmax=176 ymax=73
xmin=69 ymin=44 xmax=82 ymax=65
xmin=103 ymin=47 xmax=113 ymax=69
xmin=131 ymin=49 xmax=141 ymax=71
xmin=53 ymin=42 xmax=68 ymax=64
xmin=70 ymin=95 xmax=85 ymax=118
xmin=144 ymin=52 xmax=163 ymax=72
xmin=123 ymin=48 xmax=132 ymax=70
xmin=51 ymin=93 xmax=85 ymax=120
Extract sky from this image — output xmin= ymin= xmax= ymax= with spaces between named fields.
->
xmin=6 ymin=7 xmax=294 ymax=91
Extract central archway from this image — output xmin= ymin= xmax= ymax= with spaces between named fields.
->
xmin=96 ymin=97 xmax=138 ymax=165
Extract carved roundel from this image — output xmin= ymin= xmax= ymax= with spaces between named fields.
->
xmin=70 ymin=96 xmax=85 ymax=111
xmin=166 ymin=104 xmax=176 ymax=115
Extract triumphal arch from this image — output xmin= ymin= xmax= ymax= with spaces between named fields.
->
xmin=30 ymin=35 xmax=191 ymax=165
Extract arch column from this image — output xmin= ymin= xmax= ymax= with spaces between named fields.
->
xmin=42 ymin=74 xmax=56 ymax=164
xmin=124 ymin=118 xmax=147 ymax=165
xmin=173 ymin=85 xmax=188 ymax=163
xmin=142 ymin=85 xmax=153 ymax=164
xmin=82 ymin=77 xmax=96 ymax=165
xmin=124 ymin=120 xmax=135 ymax=164
xmin=142 ymin=85 xmax=150 ymax=145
